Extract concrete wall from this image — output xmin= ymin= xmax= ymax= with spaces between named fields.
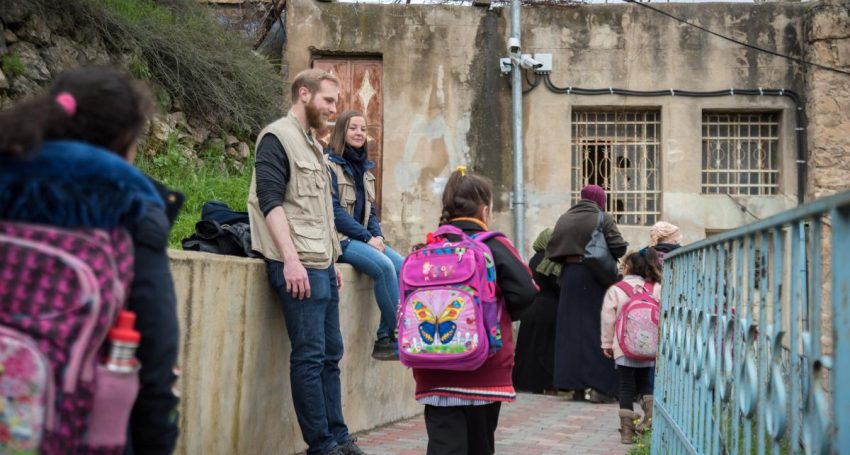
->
xmin=286 ymin=0 xmax=811 ymax=253
xmin=169 ymin=251 xmax=421 ymax=455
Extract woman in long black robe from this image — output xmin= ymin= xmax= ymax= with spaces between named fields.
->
xmin=513 ymin=230 xmax=560 ymax=394
xmin=546 ymin=185 xmax=628 ymax=399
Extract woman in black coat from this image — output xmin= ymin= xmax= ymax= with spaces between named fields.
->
xmin=546 ymin=185 xmax=628 ymax=401
xmin=513 ymin=228 xmax=561 ymax=394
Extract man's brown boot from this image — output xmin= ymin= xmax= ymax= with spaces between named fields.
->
xmin=619 ymin=410 xmax=639 ymax=444
xmin=636 ymin=395 xmax=654 ymax=433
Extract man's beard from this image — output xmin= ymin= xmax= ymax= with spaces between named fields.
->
xmin=305 ymin=99 xmax=326 ymax=130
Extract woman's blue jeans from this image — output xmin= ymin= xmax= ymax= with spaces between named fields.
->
xmin=338 ymin=240 xmax=404 ymax=340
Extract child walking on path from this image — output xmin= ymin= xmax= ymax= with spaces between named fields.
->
xmin=600 ymin=248 xmax=662 ymax=444
xmin=410 ymin=168 xmax=538 ymax=455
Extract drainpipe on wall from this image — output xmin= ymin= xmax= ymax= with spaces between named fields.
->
xmin=510 ymin=0 xmax=526 ymax=259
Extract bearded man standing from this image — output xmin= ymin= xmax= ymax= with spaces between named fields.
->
xmin=248 ymin=69 xmax=365 ymax=455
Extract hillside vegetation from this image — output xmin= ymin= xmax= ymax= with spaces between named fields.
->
xmin=1 ymin=0 xmax=283 ymax=246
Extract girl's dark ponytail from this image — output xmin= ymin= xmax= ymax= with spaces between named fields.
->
xmin=439 ymin=209 xmax=452 ymax=226
xmin=0 ymin=95 xmax=70 ymax=157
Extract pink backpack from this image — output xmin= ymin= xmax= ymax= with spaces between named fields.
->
xmin=614 ymin=281 xmax=660 ymax=361
xmin=0 ymin=221 xmax=139 ymax=454
xmin=397 ymin=225 xmax=504 ymax=371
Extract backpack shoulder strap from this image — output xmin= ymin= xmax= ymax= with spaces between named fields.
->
xmin=643 ymin=281 xmax=655 ymax=294
xmin=433 ymin=224 xmax=467 ymax=239
xmin=472 ymin=230 xmax=504 ymax=243
xmin=615 ymin=281 xmax=635 ymax=298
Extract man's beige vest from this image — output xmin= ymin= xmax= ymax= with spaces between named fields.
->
xmin=325 ymin=156 xmax=377 ymax=243
xmin=247 ymin=111 xmax=340 ymax=268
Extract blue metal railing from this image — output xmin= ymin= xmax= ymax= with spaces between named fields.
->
xmin=652 ymin=190 xmax=850 ymax=455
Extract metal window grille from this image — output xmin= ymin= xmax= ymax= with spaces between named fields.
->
xmin=571 ymin=110 xmax=661 ymax=226
xmin=702 ymin=112 xmax=780 ymax=196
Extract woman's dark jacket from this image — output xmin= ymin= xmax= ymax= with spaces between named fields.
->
xmin=413 ymin=220 xmax=538 ymax=392
xmin=512 ymin=249 xmax=560 ymax=393
xmin=125 ymin=178 xmax=182 ymax=455
xmin=0 ymin=141 xmax=181 ymax=455
xmin=324 ymin=145 xmax=382 ymax=244
xmin=546 ymin=199 xmax=629 ymax=261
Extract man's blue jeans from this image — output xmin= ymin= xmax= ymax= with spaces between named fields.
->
xmin=266 ymin=262 xmax=350 ymax=454
xmin=338 ymin=240 xmax=404 ymax=340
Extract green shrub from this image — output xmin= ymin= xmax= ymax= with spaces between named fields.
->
xmin=135 ymin=135 xmax=254 ymax=248
xmin=1 ymin=54 xmax=26 ymax=77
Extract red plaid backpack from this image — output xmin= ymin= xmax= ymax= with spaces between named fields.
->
xmin=0 ymin=221 xmax=139 ymax=454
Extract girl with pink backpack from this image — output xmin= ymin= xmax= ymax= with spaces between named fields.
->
xmin=0 ymin=68 xmax=181 ymax=454
xmin=406 ymin=168 xmax=537 ymax=455
xmin=600 ymin=248 xmax=662 ymax=445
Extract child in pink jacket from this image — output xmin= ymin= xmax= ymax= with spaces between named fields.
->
xmin=601 ymin=248 xmax=662 ymax=444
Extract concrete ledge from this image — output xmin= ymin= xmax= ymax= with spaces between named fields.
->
xmin=168 ymin=250 xmax=421 ymax=454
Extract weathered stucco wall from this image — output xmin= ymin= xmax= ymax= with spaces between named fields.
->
xmin=287 ymin=0 xmax=813 ymax=252
xmin=287 ymin=0 xmax=509 ymax=249
xmin=170 ymin=251 xmax=421 ymax=455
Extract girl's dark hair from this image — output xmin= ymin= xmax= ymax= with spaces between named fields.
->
xmin=439 ymin=169 xmax=493 ymax=225
xmin=0 ymin=67 xmax=153 ymax=158
xmin=623 ymin=248 xmax=662 ymax=283
xmin=329 ymin=110 xmax=366 ymax=156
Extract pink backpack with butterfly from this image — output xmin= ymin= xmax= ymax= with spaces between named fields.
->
xmin=614 ymin=281 xmax=660 ymax=361
xmin=397 ymin=225 xmax=505 ymax=371
xmin=0 ymin=221 xmax=139 ymax=455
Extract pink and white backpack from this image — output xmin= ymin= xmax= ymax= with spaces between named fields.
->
xmin=0 ymin=221 xmax=139 ymax=454
xmin=614 ymin=281 xmax=660 ymax=361
xmin=397 ymin=225 xmax=504 ymax=371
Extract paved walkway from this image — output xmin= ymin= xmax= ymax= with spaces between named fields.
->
xmin=355 ymin=393 xmax=631 ymax=455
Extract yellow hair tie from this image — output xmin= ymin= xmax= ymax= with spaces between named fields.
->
xmin=456 ymin=165 xmax=467 ymax=176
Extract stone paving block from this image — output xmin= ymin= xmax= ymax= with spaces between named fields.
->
xmin=355 ymin=394 xmax=629 ymax=454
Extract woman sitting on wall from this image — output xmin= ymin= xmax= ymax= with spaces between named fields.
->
xmin=325 ymin=110 xmax=405 ymax=360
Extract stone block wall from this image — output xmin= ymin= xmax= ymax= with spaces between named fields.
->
xmin=804 ymin=0 xmax=850 ymax=355
xmin=805 ymin=0 xmax=850 ymax=201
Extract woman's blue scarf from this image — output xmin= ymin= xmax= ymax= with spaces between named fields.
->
xmin=0 ymin=141 xmax=164 ymax=229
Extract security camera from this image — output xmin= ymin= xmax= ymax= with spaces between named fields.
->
xmin=507 ymin=37 xmax=520 ymax=54
xmin=519 ymin=54 xmax=543 ymax=70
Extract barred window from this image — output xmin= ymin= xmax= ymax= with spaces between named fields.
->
xmin=571 ymin=110 xmax=660 ymax=226
xmin=702 ymin=112 xmax=780 ymax=195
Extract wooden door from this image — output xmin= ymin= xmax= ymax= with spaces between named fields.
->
xmin=312 ymin=57 xmax=384 ymax=213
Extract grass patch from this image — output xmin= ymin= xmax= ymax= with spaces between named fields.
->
xmin=135 ymin=135 xmax=253 ymax=248
xmin=1 ymin=54 xmax=26 ymax=77
xmin=628 ymin=428 xmax=652 ymax=455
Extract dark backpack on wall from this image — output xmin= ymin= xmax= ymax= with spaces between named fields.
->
xmin=181 ymin=201 xmax=258 ymax=258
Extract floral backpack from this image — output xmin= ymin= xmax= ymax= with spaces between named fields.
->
xmin=397 ymin=225 xmax=505 ymax=371
xmin=0 ymin=221 xmax=139 ymax=455
xmin=614 ymin=281 xmax=660 ymax=361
